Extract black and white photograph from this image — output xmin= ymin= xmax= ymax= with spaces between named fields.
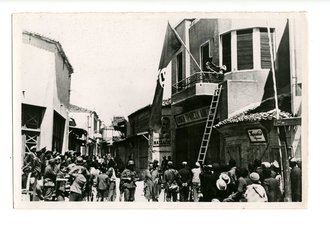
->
xmin=12 ymin=12 xmax=307 ymax=209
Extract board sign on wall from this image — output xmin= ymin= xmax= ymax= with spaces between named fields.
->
xmin=247 ymin=128 xmax=267 ymax=143
xmin=175 ymin=106 xmax=209 ymax=126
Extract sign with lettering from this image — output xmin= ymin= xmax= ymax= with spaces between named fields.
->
xmin=247 ymin=128 xmax=267 ymax=143
xmin=175 ymin=106 xmax=210 ymax=126
xmin=153 ymin=132 xmax=171 ymax=147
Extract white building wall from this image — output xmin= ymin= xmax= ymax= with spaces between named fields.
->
xmin=20 ymin=33 xmax=72 ymax=153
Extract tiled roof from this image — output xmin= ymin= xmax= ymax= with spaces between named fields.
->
xmin=214 ymin=109 xmax=292 ymax=128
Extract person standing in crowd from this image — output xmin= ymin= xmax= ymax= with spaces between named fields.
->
xmin=213 ymin=178 xmax=231 ymax=202
xmin=120 ymin=160 xmax=138 ymax=202
xmin=262 ymin=168 xmax=281 ymax=202
xmin=69 ymin=168 xmax=87 ymax=201
xmin=271 ymin=161 xmax=283 ymax=198
xmin=290 ymin=158 xmax=302 ymax=202
xmin=227 ymin=159 xmax=238 ymax=192
xmin=253 ymin=159 xmax=263 ymax=179
xmin=107 ymin=162 xmax=117 ymax=202
xmin=151 ymin=160 xmax=161 ymax=202
xmin=178 ymin=161 xmax=192 ymax=202
xmin=199 ymin=164 xmax=213 ymax=202
xmin=164 ymin=161 xmax=179 ymax=202
xmin=55 ymin=166 xmax=68 ymax=201
xmin=144 ymin=163 xmax=154 ymax=202
xmin=161 ymin=156 xmax=168 ymax=173
xmin=191 ymin=162 xmax=202 ymax=202
xmin=223 ymin=167 xmax=249 ymax=202
xmin=89 ymin=162 xmax=100 ymax=201
xmin=244 ymin=172 xmax=268 ymax=202
xmin=43 ymin=158 xmax=57 ymax=201
xmin=96 ymin=167 xmax=110 ymax=201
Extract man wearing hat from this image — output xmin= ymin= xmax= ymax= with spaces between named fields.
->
xmin=178 ymin=161 xmax=192 ymax=202
xmin=120 ymin=160 xmax=138 ymax=201
xmin=244 ymin=172 xmax=268 ymax=202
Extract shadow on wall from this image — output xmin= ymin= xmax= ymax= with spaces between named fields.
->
xmin=255 ymin=20 xmax=292 ymax=114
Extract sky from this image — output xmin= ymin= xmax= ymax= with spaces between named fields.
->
xmin=14 ymin=13 xmax=182 ymax=125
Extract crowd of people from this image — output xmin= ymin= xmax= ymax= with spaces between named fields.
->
xmin=142 ymin=156 xmax=302 ymax=202
xmin=21 ymin=146 xmax=302 ymax=203
xmin=22 ymin=146 xmax=129 ymax=202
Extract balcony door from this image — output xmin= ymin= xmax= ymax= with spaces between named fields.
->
xmin=201 ymin=42 xmax=210 ymax=71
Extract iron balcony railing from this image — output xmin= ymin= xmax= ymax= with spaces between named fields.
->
xmin=172 ymin=72 xmax=224 ymax=94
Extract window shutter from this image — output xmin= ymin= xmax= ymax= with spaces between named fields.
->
xmin=237 ymin=29 xmax=253 ymax=70
xmin=222 ymin=33 xmax=231 ymax=72
xmin=260 ymin=28 xmax=274 ymax=69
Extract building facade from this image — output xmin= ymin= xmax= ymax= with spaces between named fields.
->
xmin=19 ymin=31 xmax=74 ymax=162
xmin=170 ymin=16 xmax=305 ymax=168
xmin=112 ymin=99 xmax=173 ymax=174
xmin=68 ymin=104 xmax=103 ymax=156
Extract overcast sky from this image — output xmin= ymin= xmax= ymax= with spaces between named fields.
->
xmin=14 ymin=13 xmax=182 ymax=124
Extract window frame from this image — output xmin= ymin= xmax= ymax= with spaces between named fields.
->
xmin=200 ymin=40 xmax=211 ymax=72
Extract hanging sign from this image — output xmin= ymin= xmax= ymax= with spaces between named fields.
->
xmin=247 ymin=128 xmax=267 ymax=143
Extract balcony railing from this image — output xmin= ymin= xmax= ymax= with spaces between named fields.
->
xmin=172 ymin=72 xmax=223 ymax=94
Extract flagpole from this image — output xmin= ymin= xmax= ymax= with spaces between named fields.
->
xmin=267 ymin=20 xmax=292 ymax=202
xmin=267 ymin=21 xmax=279 ymax=119
xmin=168 ymin=23 xmax=205 ymax=75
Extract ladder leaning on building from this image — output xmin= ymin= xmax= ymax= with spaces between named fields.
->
xmin=197 ymin=84 xmax=223 ymax=164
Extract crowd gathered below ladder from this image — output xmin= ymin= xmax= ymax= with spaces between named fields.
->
xmin=21 ymin=146 xmax=302 ymax=202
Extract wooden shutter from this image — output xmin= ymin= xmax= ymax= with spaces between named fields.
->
xmin=222 ymin=33 xmax=231 ymax=72
xmin=237 ymin=29 xmax=253 ymax=70
xmin=260 ymin=28 xmax=274 ymax=69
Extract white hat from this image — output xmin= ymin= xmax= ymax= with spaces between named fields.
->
xmin=195 ymin=162 xmax=200 ymax=167
xmin=219 ymin=173 xmax=231 ymax=184
xmin=216 ymin=179 xmax=227 ymax=191
xmin=271 ymin=160 xmax=280 ymax=168
xmin=249 ymin=172 xmax=260 ymax=183
xmin=262 ymin=162 xmax=271 ymax=168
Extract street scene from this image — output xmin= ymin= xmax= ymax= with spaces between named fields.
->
xmin=14 ymin=13 xmax=306 ymax=205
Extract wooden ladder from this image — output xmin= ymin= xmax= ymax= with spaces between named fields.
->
xmin=197 ymin=85 xmax=222 ymax=164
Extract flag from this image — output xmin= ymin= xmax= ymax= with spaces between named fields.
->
xmin=158 ymin=23 xmax=183 ymax=70
xmin=149 ymin=72 xmax=165 ymax=132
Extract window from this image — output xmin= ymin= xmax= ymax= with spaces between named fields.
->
xmin=176 ymin=52 xmax=183 ymax=89
xmin=237 ymin=29 xmax=253 ymax=70
xmin=22 ymin=104 xmax=44 ymax=129
xmin=260 ymin=28 xmax=275 ymax=69
xmin=222 ymin=33 xmax=231 ymax=72
xmin=52 ymin=111 xmax=65 ymax=153
xmin=201 ymin=42 xmax=210 ymax=71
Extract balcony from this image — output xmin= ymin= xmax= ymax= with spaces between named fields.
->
xmin=171 ymin=72 xmax=223 ymax=106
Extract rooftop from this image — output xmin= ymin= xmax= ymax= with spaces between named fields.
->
xmin=68 ymin=104 xmax=93 ymax=113
xmin=128 ymin=98 xmax=171 ymax=118
xmin=23 ymin=31 xmax=74 ymax=74
xmin=214 ymin=108 xmax=292 ymax=128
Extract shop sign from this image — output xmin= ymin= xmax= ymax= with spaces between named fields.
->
xmin=153 ymin=137 xmax=171 ymax=147
xmin=175 ymin=106 xmax=209 ymax=126
xmin=247 ymin=128 xmax=267 ymax=143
